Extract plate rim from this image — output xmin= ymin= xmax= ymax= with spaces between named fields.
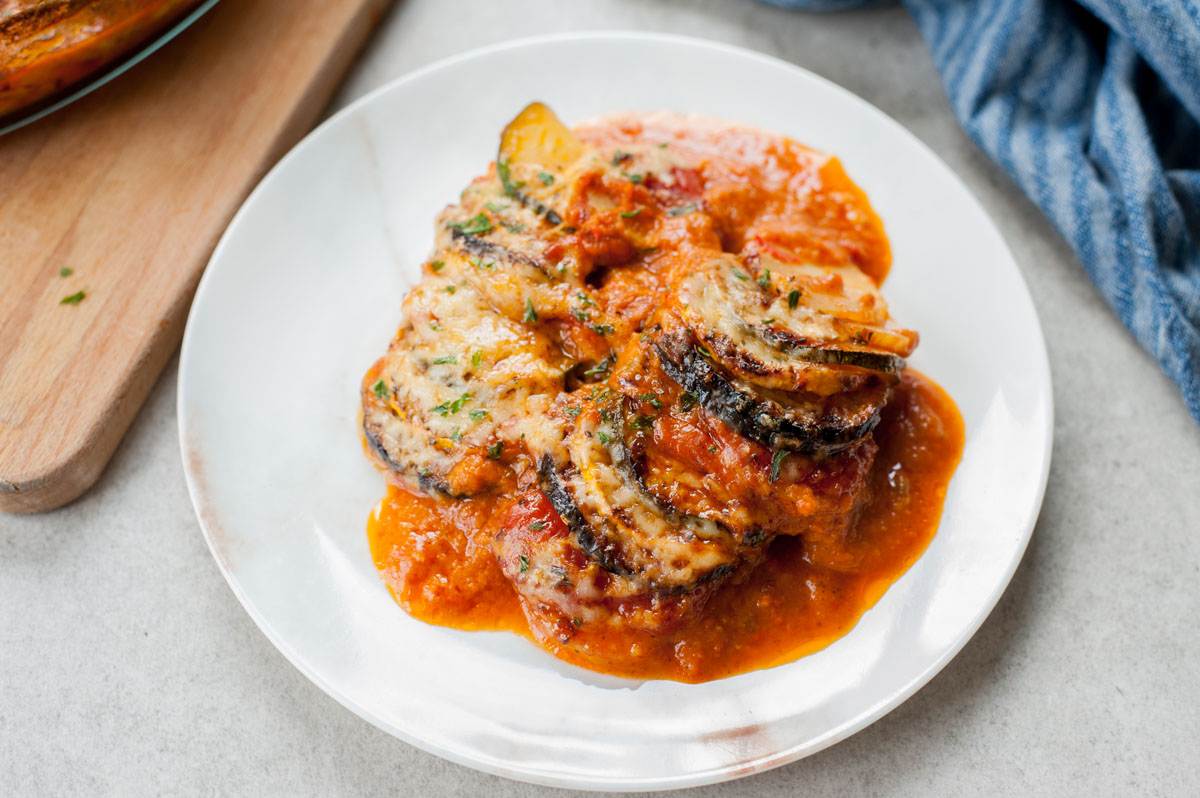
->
xmin=178 ymin=30 xmax=1054 ymax=791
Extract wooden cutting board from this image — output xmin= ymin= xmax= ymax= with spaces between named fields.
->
xmin=0 ymin=0 xmax=392 ymax=513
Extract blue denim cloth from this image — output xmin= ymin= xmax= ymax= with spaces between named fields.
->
xmin=760 ymin=0 xmax=1200 ymax=422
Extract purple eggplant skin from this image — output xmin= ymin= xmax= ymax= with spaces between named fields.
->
xmin=653 ymin=328 xmax=885 ymax=456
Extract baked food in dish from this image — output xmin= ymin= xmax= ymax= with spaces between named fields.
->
xmin=362 ymin=103 xmax=963 ymax=682
xmin=0 ymin=0 xmax=202 ymax=119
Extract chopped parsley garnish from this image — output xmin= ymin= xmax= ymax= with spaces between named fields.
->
xmin=761 ymin=318 xmax=776 ymax=325
xmin=577 ymin=292 xmax=596 ymax=308
xmin=418 ymin=467 xmax=433 ymax=477
xmin=450 ymin=427 xmax=462 ymax=442
xmin=429 ymin=322 xmax=442 ymax=331
xmin=769 ymin=449 xmax=790 ymax=483
xmin=59 ymin=268 xmax=73 ymax=277
xmin=502 ymin=221 xmax=526 ymax=233
xmin=620 ymin=208 xmax=641 ymax=218
xmin=565 ymin=406 xmax=582 ymax=417
xmin=487 ymin=441 xmax=504 ymax=459
xmin=658 ymin=142 xmax=669 ymax=148
xmin=528 ymin=520 xmax=546 ymax=531
xmin=583 ymin=354 xmax=615 ymax=378
xmin=628 ymin=414 xmax=656 ymax=431
xmin=638 ymin=392 xmax=663 ymax=410
xmin=537 ymin=171 xmax=554 ymax=185
xmin=469 ymin=256 xmax=482 ymax=268
xmin=430 ymin=393 xmax=472 ymax=417
xmin=667 ymin=204 xmax=697 ymax=217
xmin=679 ymin=391 xmax=698 ymax=411
xmin=471 ymin=351 xmax=483 ymax=368
xmin=571 ymin=307 xmax=590 ymax=322
xmin=447 ymin=213 xmax=494 ymax=236
xmin=610 ymin=151 xmax=631 ymax=166
xmin=372 ymin=379 xmax=388 ymax=398
xmin=732 ymin=269 xmax=749 ymax=281
xmin=443 ymin=285 xmax=456 ymax=295
xmin=757 ymin=268 xmax=772 ymax=290
xmin=523 ymin=298 xmax=538 ymax=323
xmin=626 ymin=173 xmax=644 ymax=184
xmin=60 ymin=290 xmax=86 ymax=305
xmin=519 ymin=554 xmax=529 ymax=573
xmin=747 ymin=531 xmax=766 ymax=546
xmin=469 ymin=409 xmax=489 ymax=422
xmin=571 ymin=617 xmax=583 ymax=628
xmin=597 ymin=430 xmax=613 ymax=444
xmin=695 ymin=344 xmax=714 ymax=359
xmin=430 ymin=260 xmax=445 ymax=272
xmin=588 ymin=323 xmax=613 ymax=337
xmin=432 ymin=355 xmax=456 ymax=365
xmin=788 ymin=289 xmax=801 ymax=309
xmin=497 ymin=157 xmax=525 ymax=197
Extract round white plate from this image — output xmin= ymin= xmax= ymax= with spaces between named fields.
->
xmin=179 ymin=32 xmax=1052 ymax=791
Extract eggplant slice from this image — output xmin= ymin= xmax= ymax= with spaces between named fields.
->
xmin=653 ymin=323 xmax=888 ymax=456
xmin=362 ymin=276 xmax=568 ymax=495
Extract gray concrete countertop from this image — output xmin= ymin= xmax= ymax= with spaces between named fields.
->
xmin=4 ymin=1 xmax=1199 ymax=795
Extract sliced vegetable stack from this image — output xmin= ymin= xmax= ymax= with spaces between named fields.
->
xmin=362 ymin=103 xmax=917 ymax=647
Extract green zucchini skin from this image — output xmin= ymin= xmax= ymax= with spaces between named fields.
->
xmin=653 ymin=328 xmax=885 ymax=456
xmin=753 ymin=325 xmax=906 ymax=375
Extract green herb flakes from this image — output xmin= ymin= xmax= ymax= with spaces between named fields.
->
xmin=448 ymin=213 xmax=494 ymax=236
xmin=667 ymin=204 xmax=697 ymax=217
xmin=432 ymin=355 xmax=457 ymax=365
xmin=757 ymin=268 xmax=772 ymax=290
xmin=769 ymin=449 xmax=790 ymax=483
xmin=431 ymin=393 xmax=472 ymax=417
xmin=788 ymin=289 xmax=801 ymax=310
xmin=638 ymin=392 xmax=663 ymax=410
xmin=60 ymin=290 xmax=86 ymax=305
xmin=528 ymin=520 xmax=546 ymax=531
xmin=519 ymin=554 xmax=529 ymax=573
xmin=620 ymin=208 xmax=641 ymax=218
xmin=487 ymin=442 xmax=504 ymax=460
xmin=523 ymin=299 xmax=538 ymax=323
xmin=537 ymin=171 xmax=554 ymax=185
xmin=372 ymin=379 xmax=388 ymax=398
xmin=59 ymin=268 xmax=73 ymax=277
xmin=680 ymin=391 xmax=698 ymax=411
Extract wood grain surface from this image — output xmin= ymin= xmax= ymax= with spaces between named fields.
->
xmin=0 ymin=0 xmax=392 ymax=513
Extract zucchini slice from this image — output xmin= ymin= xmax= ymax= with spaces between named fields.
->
xmin=673 ymin=256 xmax=914 ymax=393
xmin=535 ymin=406 xmax=741 ymax=592
xmin=361 ymin=276 xmax=568 ymax=495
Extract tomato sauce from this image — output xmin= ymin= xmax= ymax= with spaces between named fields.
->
xmin=369 ymin=371 xmax=962 ymax=682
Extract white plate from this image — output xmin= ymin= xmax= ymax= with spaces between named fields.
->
xmin=179 ymin=32 xmax=1052 ymax=791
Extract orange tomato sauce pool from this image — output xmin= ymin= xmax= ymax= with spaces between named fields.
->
xmin=369 ymin=370 xmax=963 ymax=683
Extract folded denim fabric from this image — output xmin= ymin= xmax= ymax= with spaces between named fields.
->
xmin=758 ymin=0 xmax=1200 ymax=423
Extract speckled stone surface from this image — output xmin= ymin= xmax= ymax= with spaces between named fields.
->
xmin=4 ymin=1 xmax=1199 ymax=795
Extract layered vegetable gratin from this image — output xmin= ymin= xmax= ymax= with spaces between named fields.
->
xmin=362 ymin=103 xmax=964 ymax=682
xmin=0 ymin=0 xmax=202 ymax=119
